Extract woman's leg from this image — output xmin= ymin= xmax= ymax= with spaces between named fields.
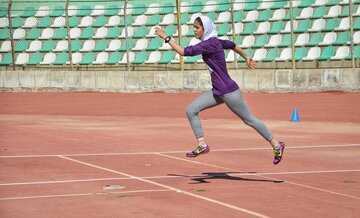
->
xmin=221 ymin=89 xmax=285 ymax=164
xmin=186 ymin=90 xmax=223 ymax=141
xmin=221 ymin=89 xmax=274 ymax=144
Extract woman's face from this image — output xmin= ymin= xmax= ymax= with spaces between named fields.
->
xmin=193 ymin=20 xmax=204 ymax=39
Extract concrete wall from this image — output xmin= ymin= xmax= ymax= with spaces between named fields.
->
xmin=0 ymin=68 xmax=359 ymax=92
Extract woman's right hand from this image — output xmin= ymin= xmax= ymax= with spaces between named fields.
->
xmin=155 ymin=27 xmax=166 ymax=39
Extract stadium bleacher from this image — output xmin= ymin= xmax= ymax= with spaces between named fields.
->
xmin=0 ymin=0 xmax=359 ymax=66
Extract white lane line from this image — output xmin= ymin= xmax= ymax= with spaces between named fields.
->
xmin=0 ymin=189 xmax=170 ymax=201
xmin=1 ymin=143 xmax=360 ymax=158
xmin=1 ymin=169 xmax=360 ymax=186
xmin=157 ymin=153 xmax=360 ymax=200
xmin=58 ymin=155 xmax=270 ymax=218
xmin=258 ymin=174 xmax=360 ymax=200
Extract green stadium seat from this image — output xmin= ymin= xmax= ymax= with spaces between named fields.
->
xmin=80 ymin=53 xmax=96 ymax=65
xmin=243 ymin=1 xmax=260 ymax=11
xmin=188 ymin=1 xmax=203 ymax=14
xmin=240 ymin=22 xmax=256 ymax=35
xmin=184 ymin=55 xmax=201 ymax=63
xmin=205 ymin=12 xmax=216 ymax=22
xmin=106 ymin=27 xmax=121 ymax=39
xmin=79 ymin=27 xmax=94 ymax=39
xmin=40 ymin=40 xmax=55 ymax=52
xmin=177 ymin=14 xmax=190 ymax=25
xmin=232 ymin=11 xmax=244 ymax=22
xmin=256 ymin=10 xmax=272 ymax=22
xmin=93 ymin=16 xmax=106 ymax=28
xmin=38 ymin=17 xmax=52 ymax=28
xmin=333 ymin=31 xmax=350 ymax=46
xmin=12 ymin=17 xmax=24 ymax=28
xmin=132 ymin=51 xmax=149 ymax=64
xmin=354 ymin=17 xmax=360 ymax=31
xmin=317 ymin=46 xmax=336 ymax=60
xmin=158 ymin=51 xmax=175 ymax=64
xmin=159 ymin=3 xmax=175 ymax=14
xmin=271 ymin=1 xmax=287 ymax=9
xmin=292 ymin=47 xmax=308 ymax=61
xmin=283 ymin=8 xmax=300 ymax=20
xmin=262 ymin=48 xmax=280 ymax=62
xmin=215 ymin=0 xmax=231 ymax=13
xmin=311 ymin=6 xmax=327 ymax=19
xmin=27 ymin=53 xmax=43 ymax=65
xmin=278 ymin=34 xmax=291 ymax=47
xmin=69 ymin=17 xmax=80 ymax=28
xmin=20 ymin=6 xmax=36 ymax=18
xmin=70 ymin=40 xmax=82 ymax=52
xmin=119 ymin=39 xmax=134 ymax=51
xmin=77 ymin=5 xmax=92 ymax=17
xmin=104 ymin=5 xmax=121 ymax=16
xmin=133 ymin=26 xmax=148 ymax=38
xmin=132 ymin=3 xmax=147 ymax=16
xmin=0 ymin=29 xmax=10 ymax=40
xmin=106 ymin=52 xmax=122 ymax=65
xmin=346 ymin=46 xmax=360 ymax=60
xmin=268 ymin=21 xmax=284 ymax=34
xmin=49 ymin=6 xmax=64 ymax=17
xmin=294 ymin=20 xmax=311 ymax=33
xmin=164 ymin=25 xmax=176 ymax=36
xmin=14 ymin=40 xmax=29 ymax=52
xmin=93 ymin=40 xmax=108 ymax=52
xmin=119 ymin=15 xmax=134 ymax=26
xmin=146 ymin=14 xmax=161 ymax=26
xmin=306 ymin=33 xmax=324 ymax=46
xmin=252 ymin=35 xmax=269 ymax=48
xmin=323 ymin=18 xmax=340 ymax=31
xmin=326 ymin=0 xmax=342 ymax=6
xmin=146 ymin=38 xmax=162 ymax=51
xmin=0 ymin=7 xmax=7 ymax=17
xmin=181 ymin=37 xmax=189 ymax=47
xmin=299 ymin=0 xmax=315 ymax=8
xmin=26 ymin=28 xmax=41 ymax=40
xmin=0 ymin=53 xmax=12 ymax=65
xmin=53 ymin=52 xmax=69 ymax=65
xmin=339 ymin=5 xmax=350 ymax=17
xmin=218 ymin=23 xmax=231 ymax=36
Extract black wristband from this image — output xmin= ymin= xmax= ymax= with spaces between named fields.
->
xmin=165 ymin=36 xmax=171 ymax=43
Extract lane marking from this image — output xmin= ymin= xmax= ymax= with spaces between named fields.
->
xmin=58 ymin=155 xmax=270 ymax=218
xmin=157 ymin=153 xmax=360 ymax=200
xmin=0 ymin=189 xmax=170 ymax=201
xmin=1 ymin=143 xmax=360 ymax=158
xmin=1 ymin=169 xmax=360 ymax=186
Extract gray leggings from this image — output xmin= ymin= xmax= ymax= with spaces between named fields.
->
xmin=186 ymin=89 xmax=273 ymax=141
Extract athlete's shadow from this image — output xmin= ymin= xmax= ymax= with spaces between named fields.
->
xmin=168 ymin=172 xmax=283 ymax=184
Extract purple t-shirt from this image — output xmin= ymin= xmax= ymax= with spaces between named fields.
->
xmin=184 ymin=37 xmax=239 ymax=96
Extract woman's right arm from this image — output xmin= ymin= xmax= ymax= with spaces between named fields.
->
xmin=155 ymin=27 xmax=184 ymax=56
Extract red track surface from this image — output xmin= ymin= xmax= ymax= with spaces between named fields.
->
xmin=0 ymin=92 xmax=359 ymax=217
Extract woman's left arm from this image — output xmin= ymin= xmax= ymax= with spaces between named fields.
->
xmin=155 ymin=27 xmax=184 ymax=56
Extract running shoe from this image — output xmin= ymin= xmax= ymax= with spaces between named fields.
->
xmin=186 ymin=143 xmax=210 ymax=158
xmin=273 ymin=142 xmax=285 ymax=164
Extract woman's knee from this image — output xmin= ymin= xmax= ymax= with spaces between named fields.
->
xmin=186 ymin=105 xmax=197 ymax=118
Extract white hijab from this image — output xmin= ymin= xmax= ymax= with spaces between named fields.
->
xmin=199 ymin=16 xmax=217 ymax=41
